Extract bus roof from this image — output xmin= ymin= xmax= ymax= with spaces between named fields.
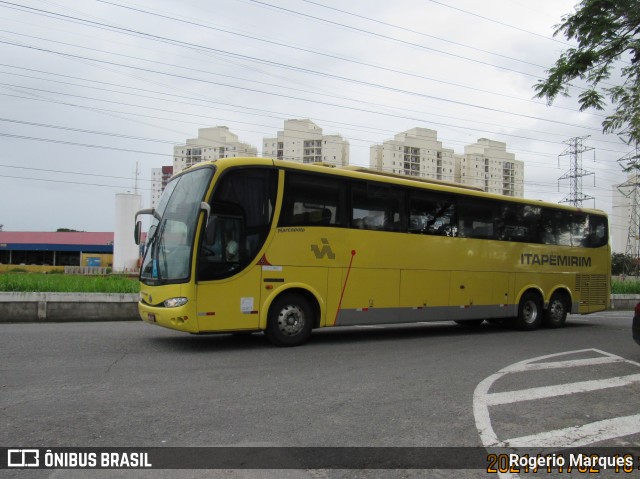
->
xmin=186 ymin=157 xmax=607 ymax=217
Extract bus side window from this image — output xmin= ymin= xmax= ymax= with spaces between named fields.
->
xmin=586 ymin=214 xmax=608 ymax=248
xmin=457 ymin=197 xmax=497 ymax=240
xmin=351 ymin=182 xmax=401 ymax=232
xmin=408 ymin=189 xmax=456 ymax=236
xmin=498 ymin=204 xmax=540 ymax=242
xmin=571 ymin=213 xmax=589 ymax=247
xmin=198 ymin=167 xmax=277 ymax=281
xmin=540 ymin=209 xmax=589 ymax=247
xmin=279 ymin=171 xmax=345 ymax=227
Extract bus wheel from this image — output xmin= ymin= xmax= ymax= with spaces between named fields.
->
xmin=265 ymin=293 xmax=314 ymax=347
xmin=543 ymin=292 xmax=568 ymax=328
xmin=515 ymin=292 xmax=542 ymax=331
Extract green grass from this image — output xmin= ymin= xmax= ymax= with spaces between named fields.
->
xmin=612 ymin=279 xmax=640 ymax=295
xmin=0 ymin=273 xmax=140 ymax=293
xmin=2 ymin=273 xmax=637 ymax=295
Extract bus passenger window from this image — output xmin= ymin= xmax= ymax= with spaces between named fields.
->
xmin=351 ymin=182 xmax=401 ymax=232
xmin=408 ymin=190 xmax=456 ymax=236
xmin=457 ymin=197 xmax=497 ymax=239
xmin=587 ymin=215 xmax=608 ymax=247
xmin=572 ymin=214 xmax=589 ymax=246
xmin=279 ymin=172 xmax=345 ymax=227
xmin=497 ymin=204 xmax=540 ymax=243
xmin=541 ymin=209 xmax=588 ymax=246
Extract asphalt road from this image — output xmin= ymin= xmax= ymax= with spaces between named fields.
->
xmin=2 ymin=311 xmax=639 ymax=478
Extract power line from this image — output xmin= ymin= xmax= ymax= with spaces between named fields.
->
xmin=0 ymin=163 xmax=153 ymax=182
xmin=0 ymin=76 xmax=611 ymax=159
xmin=0 ymin=173 xmax=151 ymax=190
xmin=0 ymin=132 xmax=170 ymax=156
xmin=1 ymin=24 xmax=596 ymax=117
xmin=1 ymin=85 xmax=630 ymax=166
xmin=245 ymin=0 xmax=545 ymax=78
xmin=100 ymin=0 xmax=549 ymax=71
xmin=0 ymin=38 xmax=602 ymax=132
xmin=424 ymin=0 xmax=570 ymax=45
xmin=0 ymin=64 xmax=616 ymax=148
xmin=0 ymin=117 xmax=178 ymax=145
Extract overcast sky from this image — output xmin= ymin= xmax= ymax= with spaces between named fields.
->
xmin=0 ymin=0 xmax=632 ymax=232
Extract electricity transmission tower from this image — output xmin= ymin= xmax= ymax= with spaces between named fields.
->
xmin=558 ymin=136 xmax=595 ymax=207
xmin=617 ymin=148 xmax=640 ymax=275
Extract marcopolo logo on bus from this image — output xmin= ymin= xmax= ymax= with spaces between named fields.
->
xmin=520 ymin=253 xmax=591 ymax=267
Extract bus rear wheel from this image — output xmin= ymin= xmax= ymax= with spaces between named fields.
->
xmin=265 ymin=293 xmax=314 ymax=347
xmin=514 ymin=292 xmax=542 ymax=331
xmin=543 ymin=292 xmax=568 ymax=328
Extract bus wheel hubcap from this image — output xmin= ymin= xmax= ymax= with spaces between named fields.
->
xmin=523 ymin=301 xmax=538 ymax=324
xmin=550 ymin=301 xmax=563 ymax=321
xmin=277 ymin=305 xmax=305 ymax=336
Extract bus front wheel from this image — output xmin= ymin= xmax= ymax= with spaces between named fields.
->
xmin=514 ymin=292 xmax=542 ymax=331
xmin=265 ymin=293 xmax=314 ymax=347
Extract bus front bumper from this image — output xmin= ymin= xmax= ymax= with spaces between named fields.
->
xmin=138 ymin=301 xmax=199 ymax=333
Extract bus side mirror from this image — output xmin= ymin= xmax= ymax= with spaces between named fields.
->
xmin=134 ymin=221 xmax=142 ymax=245
xmin=134 ymin=208 xmax=161 ymax=245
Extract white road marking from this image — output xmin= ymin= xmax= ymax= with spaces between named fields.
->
xmin=505 ymin=355 xmax=627 ymax=371
xmin=473 ymin=349 xmax=640 ymax=479
xmin=504 ymin=413 xmax=640 ymax=448
xmin=485 ymin=373 xmax=640 ymax=406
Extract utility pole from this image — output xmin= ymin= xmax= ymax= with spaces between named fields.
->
xmin=558 ymin=135 xmax=595 ymax=207
xmin=133 ymin=161 xmax=140 ymax=195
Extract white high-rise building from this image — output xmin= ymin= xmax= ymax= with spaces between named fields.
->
xmin=173 ymin=126 xmax=257 ymax=174
xmin=458 ymin=138 xmax=524 ymax=197
xmin=369 ymin=128 xmax=456 ymax=181
xmin=150 ymin=166 xmax=173 ymax=210
xmin=371 ymin=130 xmax=523 ymax=197
xmin=262 ymin=119 xmax=349 ymax=166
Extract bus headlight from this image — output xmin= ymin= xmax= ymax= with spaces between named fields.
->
xmin=164 ymin=297 xmax=188 ymax=308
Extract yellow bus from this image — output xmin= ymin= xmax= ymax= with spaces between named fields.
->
xmin=135 ymin=157 xmax=610 ymax=346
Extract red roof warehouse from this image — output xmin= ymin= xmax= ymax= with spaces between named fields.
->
xmin=0 ymin=231 xmax=114 ymax=267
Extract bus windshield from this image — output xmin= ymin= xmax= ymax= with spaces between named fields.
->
xmin=140 ymin=166 xmax=214 ymax=284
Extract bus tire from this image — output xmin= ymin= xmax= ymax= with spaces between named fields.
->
xmin=514 ymin=292 xmax=542 ymax=331
xmin=265 ymin=293 xmax=314 ymax=347
xmin=543 ymin=292 xmax=568 ymax=328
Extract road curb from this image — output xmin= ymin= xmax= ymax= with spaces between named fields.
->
xmin=0 ymin=292 xmax=139 ymax=322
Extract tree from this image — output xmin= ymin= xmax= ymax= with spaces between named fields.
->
xmin=612 ymin=252 xmax=631 ymax=275
xmin=534 ymin=0 xmax=640 ymax=160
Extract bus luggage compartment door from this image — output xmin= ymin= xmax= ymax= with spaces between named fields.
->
xmin=450 ymin=271 xmax=511 ymax=321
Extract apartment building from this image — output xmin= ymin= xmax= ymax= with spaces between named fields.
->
xmin=150 ymin=165 xmax=173 ymax=210
xmin=369 ymin=128 xmax=456 ymax=181
xmin=173 ymin=126 xmax=257 ymax=174
xmin=262 ymin=119 xmax=349 ymax=166
xmin=370 ymin=130 xmax=523 ymax=197
xmin=458 ymin=138 xmax=523 ymax=197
